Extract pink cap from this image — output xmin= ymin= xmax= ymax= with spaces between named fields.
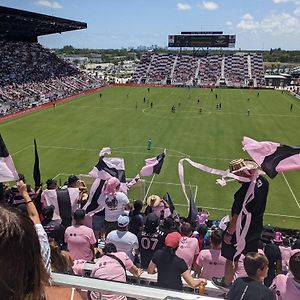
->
xmin=103 ymin=177 xmax=120 ymax=196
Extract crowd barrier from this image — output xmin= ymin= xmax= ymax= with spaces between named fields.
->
xmin=52 ymin=272 xmax=221 ymax=300
xmin=83 ymin=262 xmax=225 ymax=298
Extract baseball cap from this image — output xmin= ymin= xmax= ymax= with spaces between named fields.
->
xmin=165 ymin=232 xmax=182 ymax=249
xmin=118 ymin=215 xmax=130 ymax=227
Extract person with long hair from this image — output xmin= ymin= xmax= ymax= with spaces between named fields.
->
xmin=0 ymin=180 xmax=82 ymax=300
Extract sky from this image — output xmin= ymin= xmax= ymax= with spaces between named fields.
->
xmin=1 ymin=0 xmax=300 ymax=50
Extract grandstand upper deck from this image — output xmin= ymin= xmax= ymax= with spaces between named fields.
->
xmin=0 ymin=6 xmax=87 ymax=42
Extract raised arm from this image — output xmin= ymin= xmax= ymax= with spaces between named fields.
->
xmin=17 ymin=180 xmax=41 ymax=224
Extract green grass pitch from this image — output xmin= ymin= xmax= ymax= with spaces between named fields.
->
xmin=2 ymin=86 xmax=300 ymax=229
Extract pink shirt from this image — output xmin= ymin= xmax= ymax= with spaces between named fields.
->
xmin=196 ymin=213 xmax=208 ymax=227
xmin=270 ymin=274 xmax=300 ymax=300
xmin=234 ymin=249 xmax=265 ymax=280
xmin=196 ymin=248 xmax=226 ymax=279
xmin=176 ymin=236 xmax=199 ymax=269
xmin=152 ymin=202 xmax=171 ymax=218
xmin=90 ymin=252 xmax=134 ymax=300
xmin=279 ymin=245 xmax=292 ymax=272
xmin=64 ymin=225 xmax=96 ymax=261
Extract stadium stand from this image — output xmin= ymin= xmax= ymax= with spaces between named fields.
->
xmin=0 ymin=6 xmax=105 ymax=117
xmin=132 ymin=52 xmax=265 ymax=88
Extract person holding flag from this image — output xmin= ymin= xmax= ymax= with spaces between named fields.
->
xmin=212 ymin=159 xmax=269 ymax=290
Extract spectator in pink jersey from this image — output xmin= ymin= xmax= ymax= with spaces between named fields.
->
xmin=176 ymin=222 xmax=199 ymax=270
xmin=90 ymin=243 xmax=142 ymax=300
xmin=196 ymin=229 xmax=226 ymax=279
xmin=64 ymin=209 xmax=96 ymax=261
xmin=196 ymin=208 xmax=209 ymax=229
xmin=270 ymin=251 xmax=300 ymax=300
xmin=278 ymin=236 xmax=292 ymax=274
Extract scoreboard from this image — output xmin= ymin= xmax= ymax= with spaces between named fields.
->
xmin=168 ymin=35 xmax=236 ymax=48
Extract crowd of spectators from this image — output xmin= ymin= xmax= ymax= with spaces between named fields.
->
xmin=132 ymin=52 xmax=265 ymax=88
xmin=1 ymin=170 xmax=300 ymax=300
xmin=0 ymin=41 xmax=105 ymax=116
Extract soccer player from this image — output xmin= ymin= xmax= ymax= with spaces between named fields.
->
xmin=147 ymin=138 xmax=152 ymax=150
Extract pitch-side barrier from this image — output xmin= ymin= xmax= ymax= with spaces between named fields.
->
xmin=83 ymin=262 xmax=225 ymax=298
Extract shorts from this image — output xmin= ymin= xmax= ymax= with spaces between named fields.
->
xmin=92 ymin=215 xmax=105 ymax=232
xmin=221 ymin=235 xmax=259 ymax=262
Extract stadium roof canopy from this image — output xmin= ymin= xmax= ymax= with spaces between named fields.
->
xmin=0 ymin=6 xmax=87 ymax=42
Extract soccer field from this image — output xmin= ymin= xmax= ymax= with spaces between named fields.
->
xmin=2 ymin=86 xmax=300 ymax=229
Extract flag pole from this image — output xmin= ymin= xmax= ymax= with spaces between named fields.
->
xmin=143 ymin=173 xmax=156 ymax=203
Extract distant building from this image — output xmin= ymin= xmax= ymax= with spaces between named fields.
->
xmin=62 ymin=54 xmax=88 ymax=64
xmin=264 ymin=74 xmax=290 ymax=87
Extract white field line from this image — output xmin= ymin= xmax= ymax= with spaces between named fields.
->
xmin=142 ymin=106 xmax=300 ymax=119
xmin=11 ymin=145 xmax=32 ymax=156
xmin=37 ymin=144 xmax=232 ymax=160
xmin=282 ymin=173 xmax=300 ymax=210
xmin=143 ymin=174 xmax=156 ymax=202
xmin=174 ymin=203 xmax=300 ymax=219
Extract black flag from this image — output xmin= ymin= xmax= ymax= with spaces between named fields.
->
xmin=163 ymin=192 xmax=175 ymax=214
xmin=33 ymin=139 xmax=41 ymax=187
xmin=187 ymin=185 xmax=198 ymax=224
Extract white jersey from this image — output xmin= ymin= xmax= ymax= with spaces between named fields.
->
xmin=98 ymin=192 xmax=129 ymax=222
xmin=106 ymin=230 xmax=139 ymax=261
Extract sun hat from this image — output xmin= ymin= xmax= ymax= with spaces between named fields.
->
xmin=165 ymin=231 xmax=182 ymax=249
xmin=103 ymin=177 xmax=120 ymax=196
xmin=229 ymin=159 xmax=259 ymax=174
xmin=273 ymin=231 xmax=283 ymax=243
xmin=118 ymin=215 xmax=130 ymax=227
xmin=146 ymin=194 xmax=161 ymax=207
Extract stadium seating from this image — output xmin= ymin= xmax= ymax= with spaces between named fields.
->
xmin=0 ymin=41 xmax=105 ymax=116
xmin=132 ymin=52 xmax=265 ymax=88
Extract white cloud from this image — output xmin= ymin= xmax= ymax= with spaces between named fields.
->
xmin=177 ymin=3 xmax=192 ymax=10
xmin=226 ymin=21 xmax=233 ymax=26
xmin=236 ymin=12 xmax=300 ymax=36
xmin=36 ymin=0 xmax=63 ymax=9
xmin=237 ymin=14 xmax=259 ymax=30
xmin=200 ymin=1 xmax=219 ymax=11
xmin=294 ymin=6 xmax=300 ymax=15
xmin=260 ymin=12 xmax=300 ymax=35
xmin=272 ymin=0 xmax=292 ymax=3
